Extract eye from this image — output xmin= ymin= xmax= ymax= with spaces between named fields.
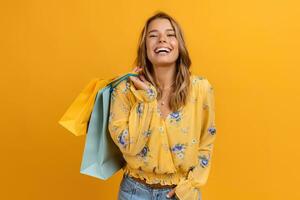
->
xmin=149 ymin=35 xmax=157 ymax=37
xmin=167 ymin=34 xmax=176 ymax=37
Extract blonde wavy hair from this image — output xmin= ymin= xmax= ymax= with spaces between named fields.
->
xmin=133 ymin=11 xmax=192 ymax=112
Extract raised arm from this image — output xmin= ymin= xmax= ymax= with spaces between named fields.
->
xmin=108 ymin=79 xmax=158 ymax=157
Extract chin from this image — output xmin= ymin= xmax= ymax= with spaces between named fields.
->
xmin=153 ymin=61 xmax=176 ymax=66
xmin=150 ymin=57 xmax=176 ymax=65
xmin=154 ymin=58 xmax=177 ymax=64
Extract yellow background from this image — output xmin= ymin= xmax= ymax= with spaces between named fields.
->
xmin=1 ymin=0 xmax=299 ymax=199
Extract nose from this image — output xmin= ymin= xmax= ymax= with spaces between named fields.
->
xmin=158 ymin=34 xmax=167 ymax=43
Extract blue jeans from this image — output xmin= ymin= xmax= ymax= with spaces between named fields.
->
xmin=118 ymin=173 xmax=179 ymax=200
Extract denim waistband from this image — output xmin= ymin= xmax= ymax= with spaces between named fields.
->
xmin=123 ymin=173 xmax=175 ymax=192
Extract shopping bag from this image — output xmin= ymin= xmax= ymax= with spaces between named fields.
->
xmin=79 ymin=72 xmax=138 ymax=180
xmin=58 ymin=72 xmax=137 ymax=136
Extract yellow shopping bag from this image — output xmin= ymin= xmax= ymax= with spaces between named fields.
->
xmin=58 ymin=72 xmax=137 ymax=136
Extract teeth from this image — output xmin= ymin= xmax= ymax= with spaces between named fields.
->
xmin=155 ymin=47 xmax=171 ymax=53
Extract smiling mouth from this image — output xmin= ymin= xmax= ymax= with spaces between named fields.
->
xmin=154 ymin=47 xmax=172 ymax=55
xmin=156 ymin=51 xmax=170 ymax=56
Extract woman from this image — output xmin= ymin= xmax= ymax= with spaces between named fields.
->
xmin=108 ymin=11 xmax=217 ymax=200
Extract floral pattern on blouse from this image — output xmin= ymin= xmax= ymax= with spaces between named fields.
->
xmin=198 ymin=154 xmax=210 ymax=168
xmin=108 ymin=73 xmax=217 ymax=200
xmin=143 ymin=129 xmax=152 ymax=137
xmin=208 ymin=126 xmax=217 ymax=135
xmin=169 ymin=111 xmax=183 ymax=124
xmin=145 ymin=87 xmax=156 ymax=101
xmin=117 ymin=128 xmax=129 ymax=148
xmin=110 ymin=79 xmax=130 ymax=103
xmin=136 ymin=102 xmax=144 ymax=117
xmin=138 ymin=145 xmax=150 ymax=157
xmin=171 ymin=143 xmax=187 ymax=160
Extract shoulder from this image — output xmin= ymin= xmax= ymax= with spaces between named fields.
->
xmin=112 ymin=78 xmax=131 ymax=96
xmin=190 ymin=73 xmax=212 ymax=89
xmin=191 ymin=74 xmax=214 ymax=99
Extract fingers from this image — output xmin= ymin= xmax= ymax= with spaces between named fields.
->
xmin=132 ymin=66 xmax=143 ymax=73
xmin=166 ymin=188 xmax=176 ymax=198
xmin=131 ymin=66 xmax=146 ymax=82
xmin=129 ymin=66 xmax=152 ymax=90
xmin=129 ymin=75 xmax=138 ymax=82
xmin=139 ymin=75 xmax=146 ymax=82
xmin=130 ymin=67 xmax=142 ymax=82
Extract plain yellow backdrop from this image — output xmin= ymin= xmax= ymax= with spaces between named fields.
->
xmin=1 ymin=0 xmax=300 ymax=199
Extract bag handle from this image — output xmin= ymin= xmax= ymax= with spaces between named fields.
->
xmin=109 ymin=73 xmax=139 ymax=92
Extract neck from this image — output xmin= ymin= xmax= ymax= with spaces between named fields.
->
xmin=153 ymin=63 xmax=176 ymax=89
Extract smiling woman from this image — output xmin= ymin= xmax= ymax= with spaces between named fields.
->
xmin=108 ymin=11 xmax=217 ymax=200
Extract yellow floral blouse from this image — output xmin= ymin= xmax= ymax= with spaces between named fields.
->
xmin=108 ymin=73 xmax=217 ymax=200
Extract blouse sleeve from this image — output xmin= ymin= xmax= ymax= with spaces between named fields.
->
xmin=175 ymin=79 xmax=217 ymax=200
xmin=108 ymin=79 xmax=158 ymax=157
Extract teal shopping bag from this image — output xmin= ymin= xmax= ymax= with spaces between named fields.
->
xmin=80 ymin=72 xmax=138 ymax=180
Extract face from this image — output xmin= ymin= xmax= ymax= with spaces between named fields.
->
xmin=146 ymin=18 xmax=179 ymax=67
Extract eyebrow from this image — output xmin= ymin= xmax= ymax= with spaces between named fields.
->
xmin=148 ymin=28 xmax=175 ymax=34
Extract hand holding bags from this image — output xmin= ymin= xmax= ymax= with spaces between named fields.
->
xmin=58 ymin=72 xmax=139 ymax=179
